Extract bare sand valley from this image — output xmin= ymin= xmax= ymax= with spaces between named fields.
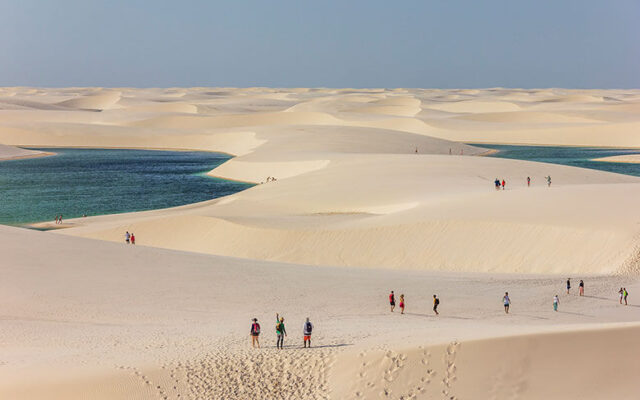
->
xmin=1 ymin=87 xmax=640 ymax=399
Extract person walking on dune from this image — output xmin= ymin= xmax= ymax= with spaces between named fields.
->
xmin=623 ymin=288 xmax=629 ymax=305
xmin=501 ymin=179 xmax=506 ymax=190
xmin=494 ymin=178 xmax=500 ymax=190
xmin=125 ymin=231 xmax=130 ymax=244
xmin=503 ymin=292 xmax=511 ymax=314
xmin=303 ymin=317 xmax=313 ymax=348
xmin=399 ymin=294 xmax=405 ymax=314
xmin=566 ymin=278 xmax=571 ymax=295
xmin=389 ymin=291 xmax=396 ymax=312
xmin=276 ymin=313 xmax=287 ymax=349
xmin=619 ymin=288 xmax=624 ymax=304
xmin=579 ymin=280 xmax=584 ymax=296
xmin=553 ymin=295 xmax=559 ymax=311
xmin=546 ymin=175 xmax=552 ymax=187
xmin=527 ymin=176 xmax=531 ymax=187
xmin=250 ymin=318 xmax=261 ymax=348
xmin=433 ymin=294 xmax=440 ymax=315
xmin=130 ymin=233 xmax=136 ymax=245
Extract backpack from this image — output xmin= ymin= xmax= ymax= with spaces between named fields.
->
xmin=251 ymin=323 xmax=260 ymax=334
xmin=435 ymin=298 xmax=440 ymax=305
xmin=276 ymin=322 xmax=283 ymax=332
xmin=305 ymin=322 xmax=313 ymax=334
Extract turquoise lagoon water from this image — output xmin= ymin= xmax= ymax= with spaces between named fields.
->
xmin=0 ymin=148 xmax=253 ymax=226
xmin=480 ymin=144 xmax=640 ymax=177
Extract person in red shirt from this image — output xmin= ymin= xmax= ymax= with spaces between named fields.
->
xmin=130 ymin=233 xmax=136 ymax=245
xmin=389 ymin=291 xmax=396 ymax=312
xmin=501 ymin=179 xmax=506 ymax=190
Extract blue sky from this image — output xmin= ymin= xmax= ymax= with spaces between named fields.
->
xmin=0 ymin=0 xmax=638 ymax=88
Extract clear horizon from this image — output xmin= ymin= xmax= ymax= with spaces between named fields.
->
xmin=1 ymin=0 xmax=638 ymax=89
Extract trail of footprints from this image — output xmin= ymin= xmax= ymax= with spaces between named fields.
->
xmin=355 ymin=341 xmax=460 ymax=400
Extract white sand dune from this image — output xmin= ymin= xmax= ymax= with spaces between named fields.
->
xmin=0 ymin=144 xmax=48 ymax=160
xmin=2 ymin=87 xmax=640 ymax=398
xmin=593 ymin=154 xmax=640 ymax=164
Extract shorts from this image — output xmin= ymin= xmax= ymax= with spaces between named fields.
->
xmin=433 ymin=305 xmax=438 ymax=311
xmin=304 ymin=335 xmax=311 ymax=341
xmin=251 ymin=333 xmax=260 ymax=337
xmin=390 ymin=301 xmax=395 ymax=306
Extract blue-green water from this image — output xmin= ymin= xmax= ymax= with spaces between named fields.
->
xmin=0 ymin=148 xmax=253 ymax=226
xmin=480 ymin=144 xmax=640 ymax=177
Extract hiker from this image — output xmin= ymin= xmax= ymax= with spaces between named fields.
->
xmin=303 ymin=317 xmax=313 ymax=348
xmin=503 ymin=292 xmax=511 ymax=314
xmin=399 ymin=294 xmax=405 ymax=314
xmin=579 ymin=280 xmax=584 ymax=296
xmin=501 ymin=179 xmax=506 ymax=190
xmin=130 ymin=233 xmax=136 ymax=245
xmin=433 ymin=294 xmax=440 ymax=315
xmin=623 ymin=288 xmax=629 ymax=305
xmin=553 ymin=295 xmax=559 ymax=312
xmin=389 ymin=291 xmax=396 ymax=312
xmin=566 ymin=278 xmax=571 ymax=294
xmin=250 ymin=318 xmax=261 ymax=348
xmin=125 ymin=231 xmax=130 ymax=244
xmin=619 ymin=288 xmax=624 ymax=304
xmin=494 ymin=178 xmax=501 ymax=190
xmin=546 ymin=175 xmax=552 ymax=187
xmin=276 ymin=313 xmax=287 ymax=349
xmin=527 ymin=176 xmax=531 ymax=187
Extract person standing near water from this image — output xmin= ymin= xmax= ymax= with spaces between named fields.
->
xmin=579 ymin=280 xmax=584 ymax=296
xmin=303 ymin=317 xmax=313 ymax=348
xmin=389 ymin=291 xmax=396 ymax=312
xmin=553 ymin=295 xmax=559 ymax=311
xmin=566 ymin=279 xmax=571 ymax=294
xmin=250 ymin=318 xmax=261 ymax=348
xmin=399 ymin=294 xmax=405 ymax=314
xmin=433 ymin=295 xmax=440 ymax=315
xmin=55 ymin=215 xmax=59 ymax=224
xmin=503 ymin=292 xmax=511 ymax=314
xmin=276 ymin=313 xmax=287 ymax=349
xmin=527 ymin=176 xmax=531 ymax=187
xmin=125 ymin=231 xmax=130 ymax=244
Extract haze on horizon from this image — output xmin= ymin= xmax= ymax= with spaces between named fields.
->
xmin=0 ymin=0 xmax=638 ymax=89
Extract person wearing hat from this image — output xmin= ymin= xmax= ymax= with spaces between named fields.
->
xmin=250 ymin=318 xmax=261 ymax=348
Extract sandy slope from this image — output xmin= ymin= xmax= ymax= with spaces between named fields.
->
xmin=0 ymin=144 xmax=48 ymax=160
xmin=593 ymin=154 xmax=640 ymax=163
xmin=2 ymin=87 xmax=640 ymax=398
xmin=0 ymin=225 xmax=638 ymax=399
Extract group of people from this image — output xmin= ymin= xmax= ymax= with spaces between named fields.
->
xmin=124 ymin=231 xmax=136 ymax=245
xmin=265 ymin=176 xmax=277 ymax=183
xmin=389 ymin=278 xmax=629 ymax=316
xmin=494 ymin=175 xmax=552 ymax=190
xmin=389 ymin=291 xmax=440 ymax=315
xmin=250 ymin=314 xmax=314 ymax=349
xmin=619 ymin=288 xmax=630 ymax=305
xmin=54 ymin=215 xmax=63 ymax=224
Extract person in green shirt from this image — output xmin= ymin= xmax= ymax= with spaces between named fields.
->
xmin=276 ymin=313 xmax=287 ymax=349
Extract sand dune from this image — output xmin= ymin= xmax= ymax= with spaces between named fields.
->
xmin=0 ymin=144 xmax=48 ymax=160
xmin=2 ymin=87 xmax=640 ymax=398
